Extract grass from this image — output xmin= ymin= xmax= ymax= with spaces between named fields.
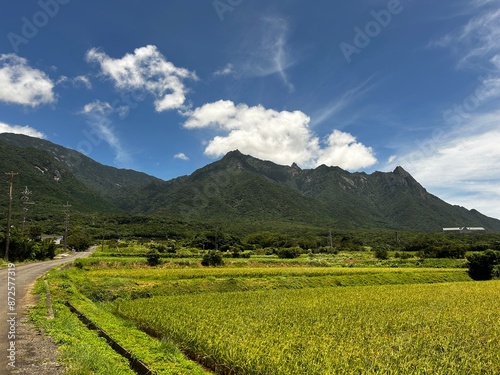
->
xmin=31 ymin=269 xmax=210 ymax=375
xmin=29 ymin=279 xmax=134 ymax=375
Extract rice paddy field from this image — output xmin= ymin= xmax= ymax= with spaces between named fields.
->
xmin=38 ymin=248 xmax=500 ymax=374
xmin=115 ymin=281 xmax=500 ymax=375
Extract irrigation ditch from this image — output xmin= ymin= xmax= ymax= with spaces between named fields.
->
xmin=64 ymin=302 xmax=154 ymax=375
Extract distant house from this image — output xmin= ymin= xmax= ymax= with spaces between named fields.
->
xmin=442 ymin=227 xmax=485 ymax=233
xmin=41 ymin=235 xmax=64 ymax=245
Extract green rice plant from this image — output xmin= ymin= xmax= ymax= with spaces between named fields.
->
xmin=117 ymin=281 xmax=500 ymax=375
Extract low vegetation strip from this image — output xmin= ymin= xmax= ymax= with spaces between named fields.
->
xmin=65 ymin=302 xmax=153 ymax=375
xmin=116 ymin=281 xmax=500 ymax=375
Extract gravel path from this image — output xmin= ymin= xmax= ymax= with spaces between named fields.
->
xmin=1 ymin=248 xmax=96 ymax=374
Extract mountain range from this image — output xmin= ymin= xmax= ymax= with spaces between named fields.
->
xmin=1 ymin=132 xmax=499 ymax=232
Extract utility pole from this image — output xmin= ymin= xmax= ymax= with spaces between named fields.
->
xmin=329 ymin=230 xmax=333 ymax=252
xmin=63 ymin=202 xmax=71 ymax=252
xmin=4 ymin=171 xmax=18 ymax=262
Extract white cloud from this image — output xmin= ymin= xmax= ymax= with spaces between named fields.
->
xmin=388 ymin=111 xmax=500 ymax=219
xmin=86 ymin=45 xmax=197 ymax=112
xmin=82 ymin=100 xmax=113 ymax=116
xmin=184 ymin=100 xmax=376 ymax=170
xmin=412 ymin=4 xmax=500 ymax=219
xmin=0 ymin=54 xmax=55 ymax=107
xmin=174 ymin=152 xmax=189 ymax=161
xmin=429 ymin=8 xmax=500 ymax=70
xmin=0 ymin=122 xmax=46 ymax=138
xmin=56 ymin=74 xmax=92 ymax=89
xmin=80 ymin=100 xmax=131 ymax=165
xmin=310 ymin=77 xmax=375 ymax=127
xmin=213 ymin=63 xmax=234 ymax=77
xmin=73 ymin=75 xmax=92 ymax=89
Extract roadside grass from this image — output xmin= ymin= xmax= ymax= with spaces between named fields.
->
xmin=31 ymin=269 xmax=210 ymax=375
xmin=29 ymin=279 xmax=134 ymax=375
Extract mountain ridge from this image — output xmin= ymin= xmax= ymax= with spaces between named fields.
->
xmin=1 ymin=133 xmax=499 ymax=231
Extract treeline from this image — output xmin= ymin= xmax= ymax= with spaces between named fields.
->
xmin=3 ymin=211 xmax=500 ymax=262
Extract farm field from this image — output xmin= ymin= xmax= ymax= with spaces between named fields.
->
xmin=116 ymin=281 xmax=500 ymax=375
xmin=34 ymin=246 xmax=500 ymax=374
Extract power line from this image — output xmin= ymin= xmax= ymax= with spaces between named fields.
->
xmin=4 ymin=171 xmax=19 ymax=262
xmin=63 ymin=201 xmax=71 ymax=252
xmin=21 ymin=186 xmax=34 ymax=233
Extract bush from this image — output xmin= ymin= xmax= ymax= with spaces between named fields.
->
xmin=146 ymin=249 xmax=162 ymax=266
xmin=374 ymin=247 xmax=389 ymax=260
xmin=466 ymin=250 xmax=500 ymax=280
xmin=276 ymin=247 xmax=302 ymax=259
xmin=201 ymin=251 xmax=224 ymax=267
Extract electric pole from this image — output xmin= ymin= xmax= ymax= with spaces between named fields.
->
xmin=63 ymin=202 xmax=71 ymax=252
xmin=4 ymin=171 xmax=18 ymax=262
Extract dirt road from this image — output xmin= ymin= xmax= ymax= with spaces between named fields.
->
xmin=1 ymin=248 xmax=96 ymax=373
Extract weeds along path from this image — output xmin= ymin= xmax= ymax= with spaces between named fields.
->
xmin=0 ymin=247 xmax=96 ymax=373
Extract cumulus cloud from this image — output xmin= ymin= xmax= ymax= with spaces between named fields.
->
xmin=86 ymin=45 xmax=197 ymax=112
xmin=0 ymin=122 xmax=46 ymax=138
xmin=174 ymin=152 xmax=189 ymax=161
xmin=183 ymin=100 xmax=376 ymax=170
xmin=80 ymin=100 xmax=131 ymax=165
xmin=0 ymin=54 xmax=55 ymax=107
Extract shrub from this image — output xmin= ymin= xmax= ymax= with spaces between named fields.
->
xmin=146 ymin=249 xmax=162 ymax=266
xmin=374 ymin=247 xmax=389 ymax=260
xmin=201 ymin=251 xmax=224 ymax=267
xmin=276 ymin=247 xmax=302 ymax=259
xmin=466 ymin=250 xmax=500 ymax=280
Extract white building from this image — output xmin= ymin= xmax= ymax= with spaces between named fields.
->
xmin=442 ymin=227 xmax=485 ymax=233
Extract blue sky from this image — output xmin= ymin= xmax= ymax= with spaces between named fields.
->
xmin=1 ymin=0 xmax=500 ymax=219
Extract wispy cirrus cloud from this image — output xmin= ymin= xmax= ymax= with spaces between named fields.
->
xmin=428 ymin=6 xmax=500 ymax=70
xmin=80 ymin=100 xmax=131 ymax=166
xmin=391 ymin=3 xmax=500 ymax=219
xmin=183 ymin=100 xmax=376 ymax=170
xmin=0 ymin=54 xmax=55 ymax=107
xmin=86 ymin=45 xmax=198 ymax=112
xmin=310 ymin=77 xmax=376 ymax=127
xmin=237 ymin=16 xmax=297 ymax=92
xmin=213 ymin=63 xmax=234 ymax=77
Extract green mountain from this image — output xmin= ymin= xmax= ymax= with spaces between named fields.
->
xmin=0 ymin=133 xmax=160 ymax=212
xmin=0 ymin=138 xmax=117 ymax=223
xmin=1 ymin=133 xmax=499 ymax=232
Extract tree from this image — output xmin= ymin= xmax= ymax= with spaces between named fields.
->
xmin=466 ymin=250 xmax=500 ymax=280
xmin=201 ymin=251 xmax=224 ymax=267
xmin=146 ymin=249 xmax=161 ymax=266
